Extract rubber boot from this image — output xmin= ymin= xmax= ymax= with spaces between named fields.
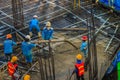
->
xmin=38 ymin=32 xmax=41 ymax=38
xmin=29 ymin=32 xmax=33 ymax=37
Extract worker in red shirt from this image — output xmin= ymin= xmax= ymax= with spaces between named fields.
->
xmin=72 ymin=54 xmax=85 ymax=80
xmin=7 ymin=56 xmax=19 ymax=80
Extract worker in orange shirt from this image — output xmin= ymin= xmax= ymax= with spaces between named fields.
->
xmin=72 ymin=54 xmax=85 ymax=80
xmin=7 ymin=56 xmax=19 ymax=80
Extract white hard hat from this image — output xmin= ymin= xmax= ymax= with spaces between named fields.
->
xmin=25 ymin=35 xmax=31 ymax=40
xmin=33 ymin=15 xmax=38 ymax=18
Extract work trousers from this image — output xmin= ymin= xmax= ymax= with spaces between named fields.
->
xmin=12 ymin=75 xmax=20 ymax=80
xmin=5 ymin=53 xmax=12 ymax=61
xmin=76 ymin=74 xmax=85 ymax=80
xmin=29 ymin=25 xmax=40 ymax=32
xmin=12 ymin=75 xmax=15 ymax=80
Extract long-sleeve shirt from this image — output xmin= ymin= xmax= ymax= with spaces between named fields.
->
xmin=21 ymin=42 xmax=36 ymax=56
xmin=80 ymin=41 xmax=88 ymax=55
xmin=42 ymin=27 xmax=54 ymax=40
xmin=4 ymin=39 xmax=17 ymax=54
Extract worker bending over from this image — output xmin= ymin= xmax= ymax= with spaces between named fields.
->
xmin=4 ymin=34 xmax=17 ymax=61
xmin=72 ymin=54 xmax=85 ymax=80
xmin=7 ymin=56 xmax=19 ymax=80
xmin=42 ymin=21 xmax=54 ymax=40
xmin=29 ymin=15 xmax=41 ymax=38
xmin=80 ymin=36 xmax=88 ymax=58
xmin=24 ymin=74 xmax=31 ymax=80
xmin=21 ymin=35 xmax=41 ymax=67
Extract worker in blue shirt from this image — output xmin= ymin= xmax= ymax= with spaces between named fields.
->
xmin=21 ymin=35 xmax=41 ymax=67
xmin=4 ymin=34 xmax=17 ymax=61
xmin=42 ymin=21 xmax=54 ymax=40
xmin=29 ymin=15 xmax=41 ymax=38
xmin=80 ymin=36 xmax=88 ymax=58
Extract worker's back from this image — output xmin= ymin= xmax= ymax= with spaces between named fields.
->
xmin=7 ymin=61 xmax=18 ymax=76
xmin=75 ymin=62 xmax=85 ymax=76
xmin=29 ymin=18 xmax=39 ymax=27
xmin=21 ymin=41 xmax=36 ymax=56
xmin=4 ymin=39 xmax=16 ymax=53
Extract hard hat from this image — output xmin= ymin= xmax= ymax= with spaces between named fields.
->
xmin=11 ymin=56 xmax=18 ymax=62
xmin=81 ymin=36 xmax=87 ymax=40
xmin=6 ymin=34 xmax=12 ymax=39
xmin=46 ymin=21 xmax=51 ymax=27
xmin=24 ymin=74 xmax=30 ymax=80
xmin=25 ymin=35 xmax=31 ymax=40
xmin=33 ymin=15 xmax=38 ymax=18
xmin=76 ymin=54 xmax=82 ymax=60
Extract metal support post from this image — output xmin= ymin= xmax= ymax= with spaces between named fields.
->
xmin=78 ymin=0 xmax=80 ymax=8
xmin=11 ymin=0 xmax=24 ymax=29
xmin=73 ymin=0 xmax=76 ymax=9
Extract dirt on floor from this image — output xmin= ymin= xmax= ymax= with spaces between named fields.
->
xmin=30 ymin=34 xmax=108 ymax=80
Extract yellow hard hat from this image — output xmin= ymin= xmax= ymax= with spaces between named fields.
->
xmin=76 ymin=54 xmax=82 ymax=60
xmin=24 ymin=74 xmax=30 ymax=80
xmin=46 ymin=21 xmax=51 ymax=27
xmin=11 ymin=56 xmax=18 ymax=62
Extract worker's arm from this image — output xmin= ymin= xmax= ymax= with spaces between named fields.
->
xmin=16 ymin=42 xmax=21 ymax=45
xmin=36 ymin=44 xmax=43 ymax=49
xmin=83 ymin=43 xmax=88 ymax=50
xmin=84 ymin=46 xmax=87 ymax=50
xmin=72 ymin=68 xmax=77 ymax=75
xmin=14 ymin=64 xmax=18 ymax=70
xmin=12 ymin=41 xmax=17 ymax=46
xmin=49 ymin=28 xmax=54 ymax=40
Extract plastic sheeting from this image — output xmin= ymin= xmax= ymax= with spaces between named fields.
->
xmin=99 ymin=0 xmax=109 ymax=6
xmin=114 ymin=0 xmax=120 ymax=11
xmin=98 ymin=0 xmax=120 ymax=12
xmin=106 ymin=51 xmax=120 ymax=75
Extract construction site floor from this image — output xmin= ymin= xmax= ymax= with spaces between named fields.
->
xmin=0 ymin=0 xmax=119 ymax=80
xmin=28 ymin=32 xmax=108 ymax=80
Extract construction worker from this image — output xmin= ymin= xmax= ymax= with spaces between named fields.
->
xmin=80 ymin=36 xmax=88 ymax=58
xmin=4 ymin=34 xmax=17 ymax=61
xmin=7 ymin=56 xmax=19 ymax=80
xmin=21 ymin=35 xmax=41 ymax=67
xmin=42 ymin=21 xmax=54 ymax=40
xmin=72 ymin=54 xmax=85 ymax=80
xmin=29 ymin=15 xmax=41 ymax=38
xmin=24 ymin=74 xmax=30 ymax=80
